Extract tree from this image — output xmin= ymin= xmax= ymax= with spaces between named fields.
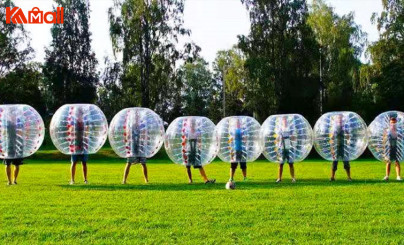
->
xmin=108 ymin=0 xmax=199 ymax=120
xmin=43 ymin=0 xmax=99 ymax=112
xmin=177 ymin=58 xmax=218 ymax=119
xmin=238 ymin=0 xmax=319 ymax=122
xmin=0 ymin=0 xmax=46 ymax=114
xmin=0 ymin=63 xmax=46 ymax=115
xmin=308 ymin=0 xmax=366 ymax=113
xmin=361 ymin=0 xmax=404 ymax=116
xmin=213 ymin=46 xmax=248 ymax=117
xmin=97 ymin=58 xmax=125 ymax=120
xmin=0 ymin=0 xmax=33 ymax=77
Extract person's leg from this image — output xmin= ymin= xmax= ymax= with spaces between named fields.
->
xmin=289 ymin=163 xmax=295 ymax=181
xmin=343 ymin=161 xmax=351 ymax=180
xmin=82 ymin=161 xmax=88 ymax=183
xmin=186 ymin=166 xmax=192 ymax=183
xmin=241 ymin=162 xmax=247 ymax=179
xmin=5 ymin=164 xmax=12 ymax=185
xmin=141 ymin=164 xmax=148 ymax=183
xmin=385 ymin=161 xmax=391 ymax=180
xmin=277 ymin=164 xmax=284 ymax=182
xmin=199 ymin=167 xmax=209 ymax=182
xmin=230 ymin=162 xmax=237 ymax=181
xmin=331 ymin=161 xmax=338 ymax=181
xmin=395 ymin=161 xmax=401 ymax=180
xmin=13 ymin=165 xmax=20 ymax=184
xmin=122 ymin=162 xmax=131 ymax=184
xmin=199 ymin=167 xmax=216 ymax=183
xmin=70 ymin=162 xmax=77 ymax=184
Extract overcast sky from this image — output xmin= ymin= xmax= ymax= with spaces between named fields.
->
xmin=16 ymin=0 xmax=383 ymax=68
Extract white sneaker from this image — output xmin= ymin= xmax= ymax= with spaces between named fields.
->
xmin=69 ymin=181 xmax=75 ymax=185
xmin=383 ymin=176 xmax=389 ymax=181
xmin=84 ymin=180 xmax=88 ymax=184
xmin=397 ymin=176 xmax=402 ymax=181
xmin=276 ymin=179 xmax=282 ymax=183
xmin=291 ymin=178 xmax=296 ymax=183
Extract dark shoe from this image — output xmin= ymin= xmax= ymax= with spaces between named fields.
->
xmin=330 ymin=178 xmax=335 ymax=182
xmin=205 ymin=179 xmax=216 ymax=184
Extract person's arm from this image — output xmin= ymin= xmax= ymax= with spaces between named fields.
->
xmin=382 ymin=130 xmax=389 ymax=161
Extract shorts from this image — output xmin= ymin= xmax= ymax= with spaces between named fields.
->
xmin=332 ymin=161 xmax=350 ymax=171
xmin=71 ymin=154 xmax=89 ymax=163
xmin=389 ymin=147 xmax=397 ymax=161
xmin=3 ymin=158 xmax=23 ymax=166
xmin=231 ymin=162 xmax=247 ymax=170
xmin=280 ymin=149 xmax=294 ymax=164
xmin=234 ymin=150 xmax=245 ymax=162
xmin=127 ymin=157 xmax=147 ymax=164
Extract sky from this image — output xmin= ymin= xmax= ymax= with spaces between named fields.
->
xmin=15 ymin=0 xmax=384 ymax=68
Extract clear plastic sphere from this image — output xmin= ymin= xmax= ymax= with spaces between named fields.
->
xmin=0 ymin=105 xmax=44 ymax=159
xmin=260 ymin=114 xmax=313 ymax=163
xmin=216 ymin=116 xmax=262 ymax=163
xmin=109 ymin=108 xmax=165 ymax=158
xmin=164 ymin=116 xmax=218 ymax=167
xmin=368 ymin=111 xmax=404 ymax=162
xmin=50 ymin=104 xmax=108 ymax=155
xmin=313 ymin=111 xmax=368 ymax=161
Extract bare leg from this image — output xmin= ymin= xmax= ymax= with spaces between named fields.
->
xmin=122 ymin=163 xmax=131 ymax=184
xmin=330 ymin=161 xmax=337 ymax=181
xmin=141 ymin=164 xmax=148 ymax=183
xmin=344 ymin=167 xmax=352 ymax=180
xmin=230 ymin=164 xmax=237 ymax=181
xmin=186 ymin=166 xmax=192 ymax=183
xmin=242 ymin=168 xmax=247 ymax=179
xmin=289 ymin=163 xmax=295 ymax=179
xmin=331 ymin=170 xmax=336 ymax=180
xmin=5 ymin=165 xmax=12 ymax=185
xmin=198 ymin=167 xmax=209 ymax=182
xmin=395 ymin=161 xmax=401 ymax=178
xmin=277 ymin=164 xmax=284 ymax=181
xmin=70 ymin=162 xmax=77 ymax=183
xmin=385 ymin=161 xmax=391 ymax=178
xmin=82 ymin=162 xmax=88 ymax=182
xmin=13 ymin=165 xmax=20 ymax=184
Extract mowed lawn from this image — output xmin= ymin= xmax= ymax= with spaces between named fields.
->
xmin=0 ymin=151 xmax=403 ymax=244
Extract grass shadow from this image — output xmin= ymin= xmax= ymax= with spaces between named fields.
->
xmin=58 ymin=178 xmax=394 ymax=191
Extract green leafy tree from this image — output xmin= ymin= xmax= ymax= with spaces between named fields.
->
xmin=0 ymin=1 xmax=46 ymax=115
xmin=0 ymin=63 xmax=45 ymax=114
xmin=43 ymin=0 xmax=99 ymax=112
xmin=308 ymin=0 xmax=366 ymax=113
xmin=362 ymin=0 xmax=404 ymax=116
xmin=238 ymin=0 xmax=319 ymax=122
xmin=178 ymin=58 xmax=218 ymax=118
xmin=0 ymin=0 xmax=33 ymax=77
xmin=213 ymin=46 xmax=248 ymax=117
xmin=108 ymin=0 xmax=199 ymax=120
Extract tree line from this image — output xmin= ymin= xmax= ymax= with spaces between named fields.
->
xmin=0 ymin=0 xmax=403 ymax=127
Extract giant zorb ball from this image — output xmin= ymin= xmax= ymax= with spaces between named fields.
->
xmin=50 ymin=104 xmax=108 ymax=155
xmin=164 ymin=116 xmax=218 ymax=166
xmin=313 ymin=112 xmax=368 ymax=161
xmin=216 ymin=116 xmax=262 ymax=163
xmin=260 ymin=114 xmax=313 ymax=163
xmin=0 ymin=105 xmax=44 ymax=159
xmin=109 ymin=108 xmax=165 ymax=158
xmin=368 ymin=111 xmax=404 ymax=162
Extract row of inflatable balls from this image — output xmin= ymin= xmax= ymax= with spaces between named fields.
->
xmin=0 ymin=104 xmax=402 ymax=165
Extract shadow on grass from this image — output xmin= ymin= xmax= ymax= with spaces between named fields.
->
xmin=58 ymin=178 xmax=390 ymax=191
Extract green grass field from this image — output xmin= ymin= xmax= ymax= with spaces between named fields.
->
xmin=1 ymin=150 xmax=403 ymax=244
